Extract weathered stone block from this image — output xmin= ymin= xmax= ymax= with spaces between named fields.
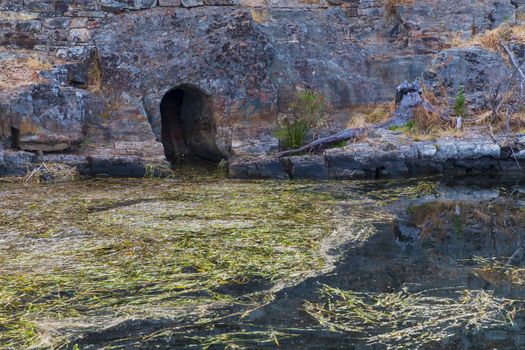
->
xmin=326 ymin=147 xmax=365 ymax=179
xmin=43 ymin=17 xmax=72 ymax=30
xmin=71 ymin=18 xmax=89 ymax=28
xmin=100 ymin=0 xmax=157 ymax=12
xmin=287 ymin=155 xmax=328 ymax=180
xmin=87 ymin=155 xmax=145 ymax=177
xmin=10 ymin=85 xmax=94 ymax=152
xmin=181 ymin=0 xmax=204 ymax=7
xmin=257 ymin=158 xmax=289 ymax=179
xmin=3 ymin=150 xmax=36 ymax=176
xmin=239 ymin=0 xmax=265 ymax=6
xmin=415 ymin=142 xmax=437 ymax=159
xmin=56 ymin=46 xmax=91 ymax=61
xmin=434 ymin=139 xmax=500 ymax=161
xmin=204 ymin=0 xmax=239 ymax=5
xmin=69 ymin=28 xmax=91 ymax=43
xmin=159 ymin=0 xmax=182 ymax=6
xmin=15 ymin=20 xmax=42 ymax=33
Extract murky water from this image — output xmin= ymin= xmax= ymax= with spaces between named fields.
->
xmin=0 ymin=175 xmax=524 ymax=349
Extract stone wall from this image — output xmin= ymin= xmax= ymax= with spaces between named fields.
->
xmin=0 ymin=0 xmax=365 ymax=55
xmin=0 ymin=0 xmax=523 ymax=176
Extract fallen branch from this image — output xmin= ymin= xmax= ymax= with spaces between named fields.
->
xmin=277 ymin=117 xmax=394 ymax=158
xmin=278 ymin=81 xmax=448 ymax=157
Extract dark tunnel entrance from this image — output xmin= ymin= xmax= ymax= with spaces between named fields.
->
xmin=160 ymin=86 xmax=224 ymax=164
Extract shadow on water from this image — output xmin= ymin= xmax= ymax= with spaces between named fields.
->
xmin=71 ymin=177 xmax=525 ymax=350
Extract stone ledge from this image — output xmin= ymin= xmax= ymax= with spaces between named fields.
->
xmin=229 ymin=133 xmax=525 ymax=180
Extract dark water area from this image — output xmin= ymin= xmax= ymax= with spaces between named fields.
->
xmin=0 ymin=176 xmax=524 ymax=349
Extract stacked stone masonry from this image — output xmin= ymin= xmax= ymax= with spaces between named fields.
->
xmin=0 ymin=0 xmax=365 ymax=52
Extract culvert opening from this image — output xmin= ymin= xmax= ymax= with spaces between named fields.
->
xmin=160 ymin=86 xmax=224 ymax=164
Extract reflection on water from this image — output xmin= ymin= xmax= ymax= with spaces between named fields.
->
xmin=0 ymin=176 xmax=524 ymax=349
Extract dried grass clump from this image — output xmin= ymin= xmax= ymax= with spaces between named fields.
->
xmin=87 ymin=58 xmax=102 ymax=93
xmin=477 ymin=26 xmax=512 ymax=52
xmin=402 ymin=83 xmax=458 ymax=139
xmin=464 ymin=24 xmax=525 ymax=52
xmin=389 ymin=105 xmax=454 ymax=140
xmin=512 ymin=109 xmax=525 ymax=132
xmin=24 ymin=163 xmax=80 ymax=183
xmin=346 ymin=103 xmax=394 ymax=129
xmin=25 ymin=57 xmax=53 ymax=71
xmin=412 ymin=104 xmax=446 ymax=135
xmin=475 ymin=108 xmax=525 ymax=133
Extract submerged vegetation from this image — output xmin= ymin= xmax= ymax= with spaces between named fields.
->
xmin=0 ymin=177 xmax=523 ymax=349
xmin=0 ymin=179 xmax=338 ymax=349
xmin=305 ymin=285 xmax=516 ymax=350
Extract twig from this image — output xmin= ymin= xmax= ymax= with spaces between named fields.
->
xmin=24 ymin=165 xmax=43 ymax=183
xmin=500 ymin=40 xmax=525 ymax=80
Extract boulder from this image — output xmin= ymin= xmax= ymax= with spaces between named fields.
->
xmin=423 ymin=48 xmax=509 ymax=111
xmin=10 ymin=85 xmax=97 ymax=152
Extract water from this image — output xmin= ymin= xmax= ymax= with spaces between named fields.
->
xmin=0 ymin=176 xmax=524 ymax=349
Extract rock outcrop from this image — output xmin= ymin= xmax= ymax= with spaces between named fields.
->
xmin=0 ymin=0 xmax=523 ymax=177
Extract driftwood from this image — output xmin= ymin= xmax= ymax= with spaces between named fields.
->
xmin=278 ymin=80 xmax=448 ymax=157
xmin=277 ymin=119 xmax=391 ymax=158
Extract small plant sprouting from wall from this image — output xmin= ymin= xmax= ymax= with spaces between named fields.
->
xmin=217 ymin=159 xmax=228 ymax=172
xmin=453 ymin=86 xmax=466 ymax=117
xmin=275 ymin=89 xmax=327 ymax=150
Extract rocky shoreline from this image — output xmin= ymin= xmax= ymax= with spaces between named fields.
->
xmin=0 ymin=148 xmax=150 ymax=177
xmin=229 ymin=130 xmax=525 ymax=180
xmin=1 ymin=130 xmax=524 ymax=180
